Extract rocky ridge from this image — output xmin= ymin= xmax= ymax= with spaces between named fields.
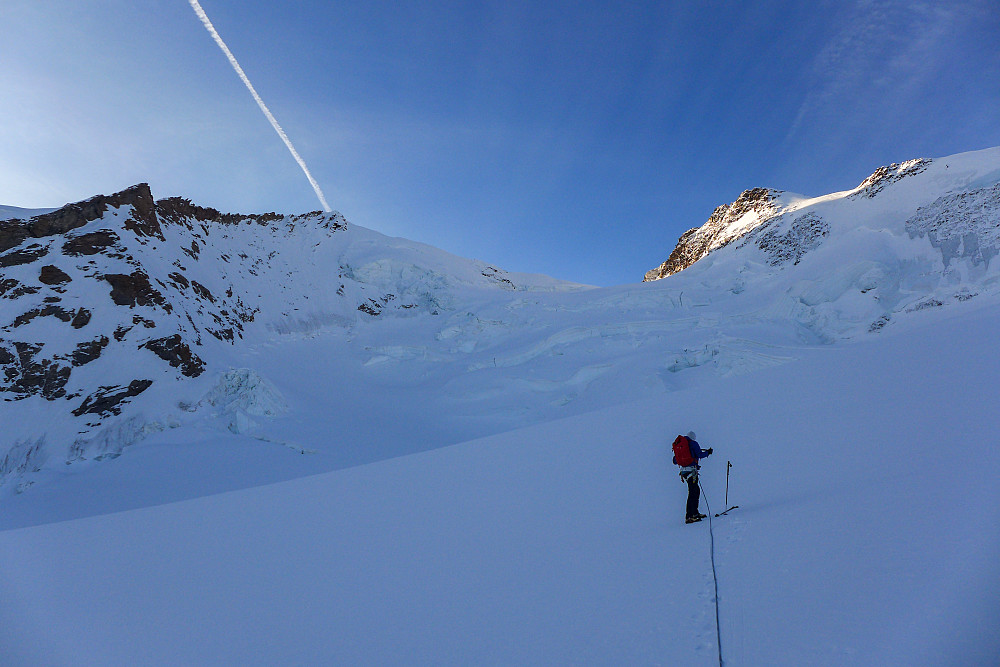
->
xmin=643 ymin=187 xmax=782 ymax=281
xmin=0 ymin=185 xmax=292 ymax=409
xmin=1 ymin=184 xmax=529 ymax=483
xmin=643 ymin=158 xmax=937 ymax=282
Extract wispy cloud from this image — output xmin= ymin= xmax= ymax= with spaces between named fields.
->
xmin=187 ymin=0 xmax=331 ymax=212
xmin=784 ymin=0 xmax=967 ymax=144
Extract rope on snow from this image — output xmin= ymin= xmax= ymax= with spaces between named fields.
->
xmin=699 ymin=478 xmax=724 ymax=667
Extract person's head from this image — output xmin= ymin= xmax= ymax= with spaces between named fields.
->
xmin=686 ymin=431 xmax=697 ymax=441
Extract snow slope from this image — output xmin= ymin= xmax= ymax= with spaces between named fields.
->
xmin=2 ymin=147 xmax=1000 ymax=664
xmin=0 ymin=204 xmax=57 ymax=221
xmin=1 ymin=301 xmax=998 ymax=666
xmin=0 ymin=185 xmax=586 ymax=500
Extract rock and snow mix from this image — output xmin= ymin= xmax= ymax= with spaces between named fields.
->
xmin=1 ymin=147 xmax=999 ymax=665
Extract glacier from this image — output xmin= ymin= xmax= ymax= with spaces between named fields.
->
xmin=1 ymin=147 xmax=999 ymax=665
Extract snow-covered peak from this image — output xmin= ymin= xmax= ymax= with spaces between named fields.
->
xmin=848 ymin=157 xmax=931 ymax=199
xmin=644 ymin=146 xmax=1000 ymax=281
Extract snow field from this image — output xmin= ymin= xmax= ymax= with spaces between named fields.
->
xmin=2 ymin=302 xmax=998 ymax=665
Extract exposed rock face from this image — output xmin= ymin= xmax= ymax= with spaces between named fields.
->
xmin=644 ymin=188 xmax=781 ymax=281
xmin=71 ymin=337 xmax=110 ymax=367
xmin=481 ymin=266 xmax=516 ymax=290
xmin=71 ymin=309 xmax=92 ymax=329
xmin=3 ymin=342 xmax=71 ymax=400
xmin=102 ymin=270 xmax=170 ymax=310
xmin=0 ymin=183 xmax=156 ymax=253
xmin=72 ymin=380 xmax=153 ymax=417
xmin=140 ymin=334 xmax=205 ymax=377
xmin=0 ymin=245 xmax=49 ymax=268
xmin=39 ymin=265 xmax=71 ymax=285
xmin=0 ymin=278 xmax=36 ymax=299
xmin=849 ymin=159 xmax=930 ymax=199
xmin=16 ymin=305 xmax=84 ymax=329
xmin=63 ymin=230 xmax=119 ymax=256
xmin=155 ymin=196 xmax=283 ymax=227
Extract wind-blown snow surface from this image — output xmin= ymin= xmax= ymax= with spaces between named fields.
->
xmin=2 ymin=303 xmax=998 ymax=666
xmin=2 ymin=147 xmax=1000 ymax=664
xmin=0 ymin=204 xmax=56 ymax=220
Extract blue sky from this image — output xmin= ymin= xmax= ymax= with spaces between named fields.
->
xmin=2 ymin=1 xmax=998 ymax=285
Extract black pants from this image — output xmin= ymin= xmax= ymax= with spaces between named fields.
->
xmin=685 ymin=473 xmax=700 ymax=518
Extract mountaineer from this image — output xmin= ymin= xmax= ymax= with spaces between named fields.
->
xmin=672 ymin=431 xmax=713 ymax=523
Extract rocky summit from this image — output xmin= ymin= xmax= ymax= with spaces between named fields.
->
xmin=641 ymin=156 xmax=981 ymax=282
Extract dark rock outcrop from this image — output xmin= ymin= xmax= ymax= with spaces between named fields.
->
xmin=754 ymin=213 xmax=831 ymax=266
xmin=1 ymin=279 xmax=30 ymax=298
xmin=140 ymin=334 xmax=205 ymax=377
xmin=71 ymin=337 xmax=110 ymax=367
xmin=63 ymin=230 xmax=120 ymax=256
xmin=9 ymin=304 xmax=80 ymax=329
xmin=644 ymin=188 xmax=781 ymax=281
xmin=102 ymin=270 xmax=170 ymax=310
xmin=155 ymin=196 xmax=282 ymax=227
xmin=72 ymin=379 xmax=153 ymax=417
xmin=190 ymin=280 xmax=215 ymax=302
xmin=71 ymin=308 xmax=92 ymax=329
xmin=358 ymin=299 xmax=383 ymax=316
xmin=850 ymin=159 xmax=930 ymax=199
xmin=0 ymin=183 xmax=155 ymax=253
xmin=39 ymin=264 xmax=72 ymax=285
xmin=0 ymin=244 xmax=49 ymax=268
xmin=5 ymin=342 xmax=71 ymax=400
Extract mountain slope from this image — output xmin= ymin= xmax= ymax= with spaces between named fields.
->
xmin=2 ymin=147 xmax=1000 ymax=665
xmin=3 ymin=148 xmax=1000 ymax=507
xmin=644 ymin=150 xmax=998 ymax=282
xmin=3 ymin=147 xmax=1000 ymax=509
xmin=2 ymin=299 xmax=998 ymax=665
xmin=0 ymin=185 xmax=579 ymax=495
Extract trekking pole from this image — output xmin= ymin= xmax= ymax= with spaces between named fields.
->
xmin=725 ymin=460 xmax=731 ymax=507
xmin=715 ymin=461 xmax=739 ymax=517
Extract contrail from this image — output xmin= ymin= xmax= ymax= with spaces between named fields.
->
xmin=187 ymin=0 xmax=331 ymax=212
